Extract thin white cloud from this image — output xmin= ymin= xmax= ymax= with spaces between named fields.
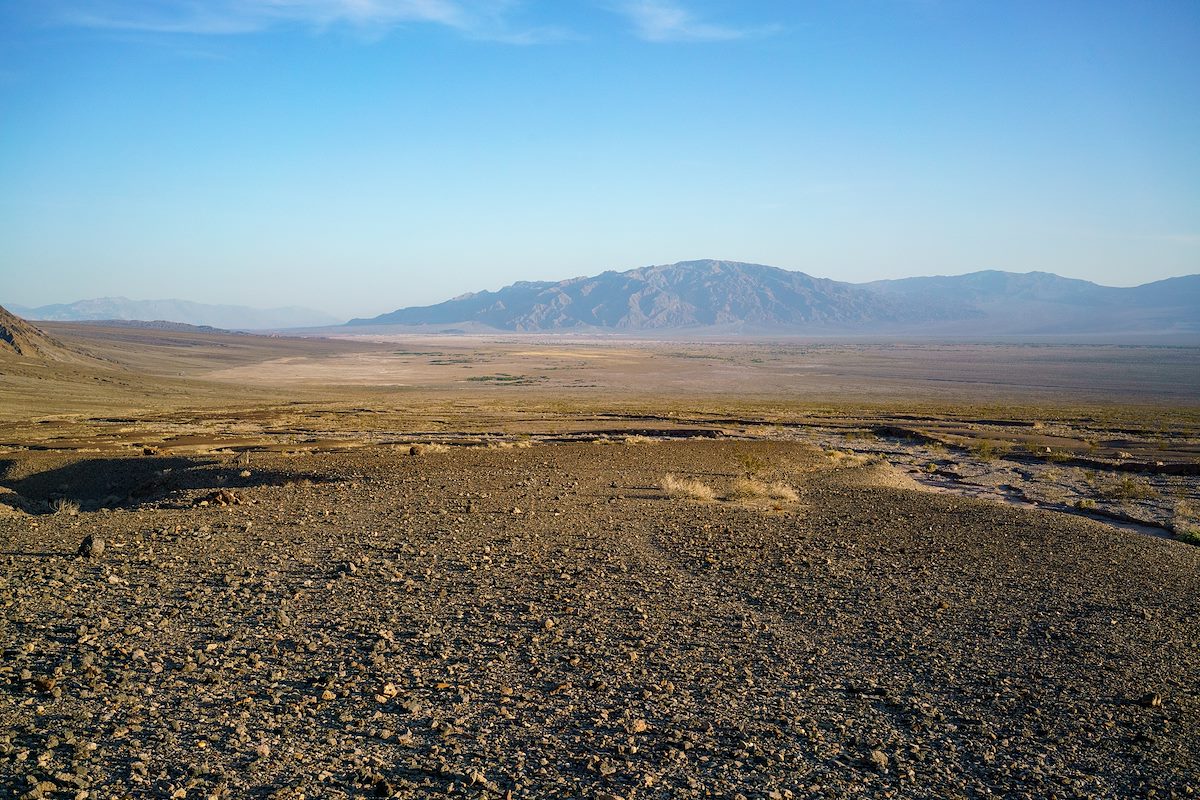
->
xmin=51 ymin=0 xmax=565 ymax=43
xmin=617 ymin=0 xmax=776 ymax=42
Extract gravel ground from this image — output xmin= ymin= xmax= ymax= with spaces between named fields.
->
xmin=2 ymin=440 xmax=1198 ymax=799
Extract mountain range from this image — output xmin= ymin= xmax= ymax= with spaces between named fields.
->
xmin=8 ymin=262 xmax=1197 ymax=338
xmin=9 ymin=297 xmax=338 ymax=330
xmin=348 ymin=260 xmax=1200 ymax=337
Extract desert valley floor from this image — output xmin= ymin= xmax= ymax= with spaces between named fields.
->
xmin=2 ymin=321 xmax=1199 ymax=798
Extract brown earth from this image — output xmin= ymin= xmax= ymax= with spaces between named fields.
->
xmin=1 ymin=320 xmax=1199 ymax=798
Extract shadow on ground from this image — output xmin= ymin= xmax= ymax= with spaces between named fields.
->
xmin=0 ymin=455 xmax=331 ymax=514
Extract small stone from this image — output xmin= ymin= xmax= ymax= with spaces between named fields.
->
xmin=77 ymin=535 xmax=104 ymax=559
xmin=867 ymin=749 xmax=889 ymax=773
xmin=374 ymin=682 xmax=399 ymax=703
xmin=629 ymin=719 xmax=648 ymax=734
xmin=255 ymin=742 xmax=271 ymax=759
xmin=1138 ymin=692 xmax=1162 ymax=708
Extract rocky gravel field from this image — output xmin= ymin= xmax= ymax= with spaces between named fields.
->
xmin=2 ymin=440 xmax=1198 ymax=799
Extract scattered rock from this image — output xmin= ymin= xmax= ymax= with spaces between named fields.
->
xmin=196 ymin=488 xmax=242 ymax=507
xmin=77 ymin=534 xmax=104 ymax=559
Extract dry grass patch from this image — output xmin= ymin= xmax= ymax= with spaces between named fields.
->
xmin=660 ymin=474 xmax=716 ymax=501
xmin=623 ymin=435 xmax=657 ymax=445
xmin=735 ymin=452 xmax=771 ymax=476
xmin=487 ymin=439 xmax=534 ymax=449
xmin=726 ymin=477 xmax=798 ymax=502
xmin=52 ymin=498 xmax=80 ymax=516
xmin=1174 ymin=500 xmax=1200 ymax=545
xmin=823 ymin=449 xmax=871 ymax=468
xmin=970 ymin=439 xmax=1011 ymax=461
xmin=1095 ymin=475 xmax=1159 ymax=501
xmin=399 ymin=443 xmax=451 ymax=455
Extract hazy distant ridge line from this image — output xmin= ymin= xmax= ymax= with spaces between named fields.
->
xmin=10 ymin=297 xmax=340 ymax=330
xmin=347 ymin=260 xmax=1200 ymax=336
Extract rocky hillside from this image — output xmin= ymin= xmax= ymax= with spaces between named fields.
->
xmin=349 ymin=261 xmax=1199 ymax=336
xmin=0 ymin=304 xmax=72 ymax=358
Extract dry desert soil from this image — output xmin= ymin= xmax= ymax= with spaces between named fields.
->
xmin=2 ymin=318 xmax=1199 ymax=799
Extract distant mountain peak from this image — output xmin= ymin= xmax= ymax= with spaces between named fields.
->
xmin=346 ymin=260 xmax=1200 ymax=337
xmin=12 ymin=298 xmax=340 ymax=330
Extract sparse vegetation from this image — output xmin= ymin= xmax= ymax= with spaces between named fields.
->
xmin=970 ymin=439 xmax=1010 ymax=461
xmin=726 ymin=477 xmax=798 ymax=502
xmin=3 ymin=319 xmax=1200 ymax=795
xmin=52 ymin=497 xmax=80 ymax=516
xmin=1095 ymin=475 xmax=1159 ymax=501
xmin=465 ymin=373 xmax=543 ymax=385
xmin=660 ymin=473 xmax=716 ymax=501
xmin=823 ymin=449 xmax=870 ymax=468
xmin=487 ymin=439 xmax=534 ymax=449
xmin=401 ymin=442 xmax=451 ymax=455
xmin=1174 ymin=501 xmax=1200 ymax=544
xmin=623 ymin=434 xmax=657 ymax=445
xmin=736 ymin=452 xmax=770 ymax=476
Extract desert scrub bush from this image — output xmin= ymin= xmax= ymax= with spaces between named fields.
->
xmin=727 ymin=478 xmax=798 ymax=502
xmin=402 ymin=443 xmax=451 ymax=455
xmin=52 ymin=498 xmax=80 ymax=516
xmin=736 ymin=452 xmax=770 ymax=476
xmin=623 ymin=435 xmax=657 ymax=445
xmin=660 ymin=474 xmax=715 ymax=501
xmin=1095 ymin=475 xmax=1159 ymax=501
xmin=969 ymin=439 xmax=1010 ymax=461
xmin=823 ymin=449 xmax=870 ymax=468
xmin=487 ymin=439 xmax=533 ymax=450
xmin=1173 ymin=501 xmax=1200 ymax=544
xmin=1176 ymin=528 xmax=1200 ymax=546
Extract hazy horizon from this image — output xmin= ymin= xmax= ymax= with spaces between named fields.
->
xmin=2 ymin=1 xmax=1198 ymax=319
xmin=6 ymin=261 xmax=1200 ymax=322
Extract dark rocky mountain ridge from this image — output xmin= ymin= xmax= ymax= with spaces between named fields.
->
xmin=349 ymin=261 xmax=1199 ymax=336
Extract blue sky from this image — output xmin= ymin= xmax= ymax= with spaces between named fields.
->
xmin=1 ymin=1 xmax=1198 ymax=319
